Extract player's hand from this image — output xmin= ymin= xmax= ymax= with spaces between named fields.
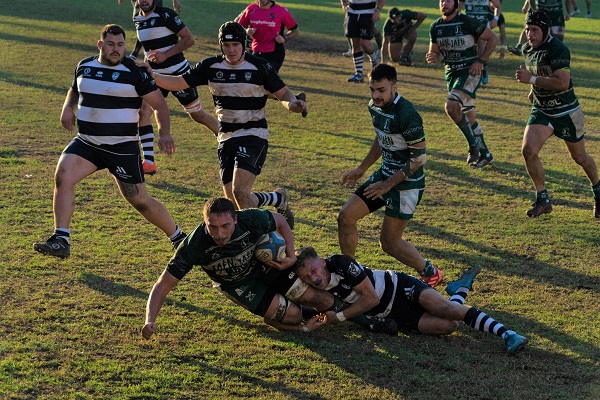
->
xmin=135 ymin=61 xmax=153 ymax=75
xmin=363 ymin=181 xmax=391 ymax=199
xmin=564 ymin=13 xmax=570 ymax=21
xmin=469 ymin=60 xmax=484 ymax=76
xmin=341 ymin=168 xmax=364 ymax=187
xmin=305 ymin=314 xmax=327 ymax=331
xmin=173 ymin=0 xmax=182 ymax=12
xmin=147 ymin=50 xmax=166 ymax=64
xmin=142 ymin=322 xmax=157 ymax=339
xmin=264 ymin=255 xmax=297 ymax=270
xmin=60 ymin=107 xmax=75 ymax=134
xmin=323 ymin=311 xmax=344 ymax=325
xmin=515 ymin=65 xmax=533 ymax=84
xmin=158 ymin=133 xmax=175 ymax=155
xmin=425 ymin=52 xmax=439 ymax=64
xmin=287 ymin=99 xmax=308 ymax=116
xmin=246 ymin=27 xmax=257 ymax=36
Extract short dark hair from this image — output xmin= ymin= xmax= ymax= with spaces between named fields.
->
xmin=369 ymin=63 xmax=397 ymax=84
xmin=203 ymin=197 xmax=236 ymax=219
xmin=101 ymin=24 xmax=126 ymax=40
xmin=293 ymin=246 xmax=320 ymax=271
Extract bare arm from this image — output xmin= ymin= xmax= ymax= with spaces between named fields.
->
xmin=362 ymin=140 xmax=426 ymax=200
xmin=272 ymin=86 xmax=308 ymax=115
xmin=342 ymin=137 xmax=381 ymax=187
xmin=60 ymin=88 xmax=78 ymax=134
xmin=264 ymin=314 xmax=327 ymax=332
xmin=325 ymin=277 xmax=380 ymax=324
xmin=148 ymin=27 xmax=195 ymax=64
xmin=426 ymin=42 xmax=441 ymax=64
xmin=142 ymin=89 xmax=174 ymax=155
xmin=141 ymin=270 xmax=180 ymax=339
xmin=411 ymin=12 xmax=427 ymax=31
xmin=172 ymin=0 xmax=182 ymax=12
xmin=262 ymin=212 xmax=296 ymax=271
xmin=381 ymin=35 xmax=390 ymax=63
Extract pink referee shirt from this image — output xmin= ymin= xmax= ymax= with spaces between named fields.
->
xmin=238 ymin=3 xmax=298 ymax=53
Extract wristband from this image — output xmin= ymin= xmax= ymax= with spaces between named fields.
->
xmin=376 ymin=7 xmax=382 ymax=11
xmin=529 ymin=76 xmax=537 ymax=85
xmin=302 ymin=325 xmax=309 ymax=333
xmin=283 ymin=35 xmax=289 ymax=42
xmin=477 ymin=57 xmax=487 ymax=64
xmin=335 ymin=311 xmax=347 ymax=322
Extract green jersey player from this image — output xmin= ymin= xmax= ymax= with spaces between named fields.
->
xmin=515 ymin=12 xmax=600 ymax=218
xmin=427 ymin=0 xmax=497 ymax=169
xmin=338 ymin=64 xmax=443 ymax=288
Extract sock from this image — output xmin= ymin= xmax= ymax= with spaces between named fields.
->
xmin=536 ymin=189 xmax=550 ymax=204
xmin=168 ymin=226 xmax=183 ymax=241
xmin=471 ymin=122 xmax=490 ymax=156
xmin=54 ymin=228 xmax=70 ymax=243
xmin=253 ymin=191 xmax=284 ymax=208
xmin=353 ymin=51 xmax=364 ymax=75
xmin=419 ymin=260 xmax=435 ymax=277
xmin=347 ymin=37 xmax=352 ymax=52
xmin=301 ymin=306 xmax=319 ymax=320
xmin=139 ymin=125 xmax=155 ymax=164
xmin=463 ymin=307 xmax=508 ymax=338
xmin=592 ymin=181 xmax=600 ymax=198
xmin=374 ymin=30 xmax=383 ymax=49
xmin=456 ymin=115 xmax=477 ymax=147
xmin=449 ymin=290 xmax=468 ymax=305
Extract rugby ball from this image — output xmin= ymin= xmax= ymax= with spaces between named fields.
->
xmin=254 ymin=231 xmax=286 ymax=262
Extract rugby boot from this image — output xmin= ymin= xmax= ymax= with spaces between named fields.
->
xmin=526 ymin=200 xmax=552 ymax=218
xmin=143 ymin=160 xmax=157 ymax=175
xmin=347 ymin=73 xmax=364 ymax=83
xmin=446 ymin=265 xmax=482 ymax=295
xmin=594 ymin=196 xmax=600 ymax=218
xmin=467 ymin=143 xmax=481 ymax=164
xmin=275 ymin=187 xmax=295 ymax=230
xmin=34 ymin=234 xmax=70 ymax=259
xmin=504 ymin=332 xmax=528 ymax=354
xmin=470 ymin=153 xmax=495 ymax=169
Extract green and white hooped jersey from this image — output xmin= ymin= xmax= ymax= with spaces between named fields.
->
xmin=535 ymin=0 xmax=563 ymax=13
xmin=368 ymin=93 xmax=425 ymax=190
xmin=459 ymin=0 xmax=490 ymax=25
xmin=430 ymin=13 xmax=486 ymax=72
xmin=523 ymin=37 xmax=580 ymax=117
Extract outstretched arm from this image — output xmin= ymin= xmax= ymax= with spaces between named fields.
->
xmin=272 ymin=86 xmax=308 ymax=115
xmin=141 ymin=270 xmax=180 ymax=339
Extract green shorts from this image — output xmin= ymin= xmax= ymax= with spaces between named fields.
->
xmin=218 ymin=266 xmax=300 ymax=317
xmin=446 ymin=68 xmax=481 ymax=99
xmin=357 ymin=170 xmax=424 ymax=220
xmin=527 ymin=108 xmax=585 ymax=143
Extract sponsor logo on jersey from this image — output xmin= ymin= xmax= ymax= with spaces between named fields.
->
xmin=245 ymin=72 xmax=252 ymax=81
xmin=112 ymin=72 xmax=120 ymax=81
xmin=95 ymin=71 xmax=103 ymax=78
xmin=84 ymin=68 xmax=91 ymax=77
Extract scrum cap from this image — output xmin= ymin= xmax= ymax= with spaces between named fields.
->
xmin=526 ymin=11 xmax=551 ymax=41
xmin=218 ymin=21 xmax=247 ymax=46
xmin=389 ymin=7 xmax=401 ymax=19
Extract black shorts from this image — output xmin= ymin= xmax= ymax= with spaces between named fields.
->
xmin=63 ymin=137 xmax=144 ymax=184
xmin=218 ymin=136 xmax=268 ymax=185
xmin=354 ymin=184 xmax=386 ymax=213
xmin=159 ymin=85 xmax=199 ymax=107
xmin=254 ymin=46 xmax=286 ymax=72
xmin=387 ymin=272 xmax=433 ymax=332
xmin=346 ymin=12 xmax=375 ymax=39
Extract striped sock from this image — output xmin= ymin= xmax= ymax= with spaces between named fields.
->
xmin=253 ymin=191 xmax=283 ymax=208
xmin=463 ymin=307 xmax=508 ymax=338
xmin=353 ymin=51 xmax=364 ymax=75
xmin=449 ymin=290 xmax=468 ymax=305
xmin=139 ymin=125 xmax=155 ymax=164
xmin=54 ymin=228 xmax=70 ymax=243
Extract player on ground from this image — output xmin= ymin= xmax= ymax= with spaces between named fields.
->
xmin=137 ymin=22 xmax=307 ymax=228
xmin=33 ymin=24 xmax=186 ymax=259
xmin=515 ymin=12 xmax=600 ymax=218
xmin=294 ymin=247 xmax=528 ymax=354
xmin=427 ymin=0 xmax=497 ymax=169
xmin=131 ymin=0 xmax=218 ymax=175
xmin=141 ymin=197 xmax=396 ymax=338
xmin=337 ymin=64 xmax=443 ymax=287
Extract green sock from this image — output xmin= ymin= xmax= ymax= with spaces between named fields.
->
xmin=457 ymin=115 xmax=477 ymax=147
xmin=536 ymin=189 xmax=550 ymax=203
xmin=471 ymin=122 xmax=490 ymax=156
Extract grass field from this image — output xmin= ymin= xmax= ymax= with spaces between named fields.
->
xmin=1 ymin=1 xmax=599 ymax=399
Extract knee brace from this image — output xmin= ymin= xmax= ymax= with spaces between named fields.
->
xmin=269 ymin=295 xmax=290 ymax=322
xmin=448 ymin=91 xmax=474 ymax=113
xmin=284 ymin=277 xmax=309 ymax=302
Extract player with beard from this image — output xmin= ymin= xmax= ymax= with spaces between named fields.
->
xmin=33 ymin=24 xmax=186 ymax=259
xmin=427 ymin=0 xmax=497 ymax=169
xmin=337 ymin=64 xmax=443 ymax=287
xmin=515 ymin=12 xmax=600 ymax=218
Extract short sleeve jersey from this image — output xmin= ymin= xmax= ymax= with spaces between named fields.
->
xmin=71 ymin=55 xmax=157 ymax=145
xmin=534 ymin=0 xmax=565 ymax=26
xmin=368 ymin=93 xmax=426 ymax=190
xmin=237 ymin=2 xmax=298 ymax=53
xmin=383 ymin=10 xmax=419 ymax=41
xmin=134 ymin=6 xmax=189 ymax=74
xmin=182 ymin=53 xmax=286 ymax=142
xmin=523 ymin=37 xmax=579 ymax=117
xmin=166 ymin=209 xmax=277 ymax=284
xmin=323 ymin=255 xmax=397 ymax=316
xmin=430 ymin=13 xmax=486 ymax=72
xmin=459 ymin=0 xmax=491 ymax=25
